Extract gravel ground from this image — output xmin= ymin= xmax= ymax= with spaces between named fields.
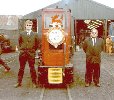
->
xmin=0 ymin=51 xmax=114 ymax=100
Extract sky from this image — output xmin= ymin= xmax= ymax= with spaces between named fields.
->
xmin=0 ymin=0 xmax=61 ymax=15
xmin=0 ymin=0 xmax=114 ymax=15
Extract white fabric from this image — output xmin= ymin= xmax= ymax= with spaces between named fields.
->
xmin=26 ymin=30 xmax=32 ymax=35
xmin=92 ymin=38 xmax=96 ymax=46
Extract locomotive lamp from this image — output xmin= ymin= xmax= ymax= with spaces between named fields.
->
xmin=47 ymin=27 xmax=65 ymax=48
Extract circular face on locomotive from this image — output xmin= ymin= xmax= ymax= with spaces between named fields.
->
xmin=49 ymin=28 xmax=64 ymax=43
xmin=47 ymin=27 xmax=65 ymax=48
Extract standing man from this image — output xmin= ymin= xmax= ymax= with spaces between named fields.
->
xmin=82 ymin=28 xmax=104 ymax=87
xmin=14 ymin=20 xmax=38 ymax=88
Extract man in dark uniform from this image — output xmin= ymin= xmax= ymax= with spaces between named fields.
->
xmin=0 ymin=43 xmax=10 ymax=72
xmin=83 ymin=28 xmax=104 ymax=87
xmin=14 ymin=20 xmax=38 ymax=88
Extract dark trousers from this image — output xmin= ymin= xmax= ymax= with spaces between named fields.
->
xmin=0 ymin=58 xmax=9 ymax=70
xmin=85 ymin=62 xmax=100 ymax=84
xmin=18 ymin=53 xmax=37 ymax=84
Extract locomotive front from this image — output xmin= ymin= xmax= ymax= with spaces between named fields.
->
xmin=38 ymin=8 xmax=73 ymax=85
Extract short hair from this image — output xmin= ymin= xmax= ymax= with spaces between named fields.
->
xmin=91 ymin=28 xmax=98 ymax=33
xmin=25 ymin=20 xmax=33 ymax=25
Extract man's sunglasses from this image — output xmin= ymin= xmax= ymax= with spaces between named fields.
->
xmin=26 ymin=24 xmax=32 ymax=26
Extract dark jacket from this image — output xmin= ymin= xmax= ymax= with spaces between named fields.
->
xmin=83 ymin=37 xmax=104 ymax=64
xmin=19 ymin=31 xmax=38 ymax=57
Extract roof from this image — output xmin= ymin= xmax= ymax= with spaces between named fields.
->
xmin=23 ymin=0 xmax=114 ymax=19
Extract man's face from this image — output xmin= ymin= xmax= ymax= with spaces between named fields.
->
xmin=90 ymin=29 xmax=98 ymax=38
xmin=25 ymin=23 xmax=32 ymax=30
